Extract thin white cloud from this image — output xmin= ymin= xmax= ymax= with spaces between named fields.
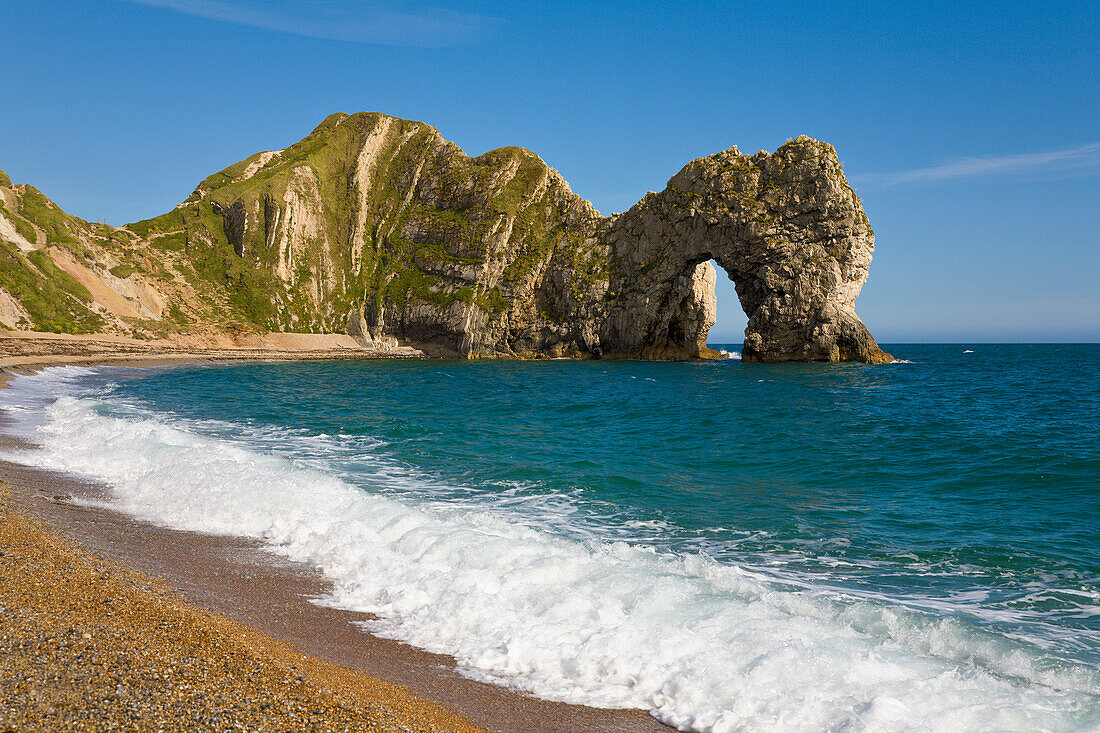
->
xmin=852 ymin=141 xmax=1100 ymax=189
xmin=122 ymin=0 xmax=503 ymax=48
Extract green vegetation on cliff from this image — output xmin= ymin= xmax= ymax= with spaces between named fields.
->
xmin=16 ymin=186 xmax=81 ymax=245
xmin=116 ymin=111 xmax=607 ymax=345
xmin=0 ymin=241 xmax=103 ymax=333
xmin=0 ymin=200 xmax=38 ymax=244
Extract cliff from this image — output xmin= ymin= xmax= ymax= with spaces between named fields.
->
xmin=0 ymin=112 xmax=890 ymax=362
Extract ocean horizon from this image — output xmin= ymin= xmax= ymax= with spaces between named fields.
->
xmin=1 ymin=343 xmax=1097 ymax=731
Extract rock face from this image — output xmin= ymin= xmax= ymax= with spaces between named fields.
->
xmin=0 ymin=113 xmax=890 ymax=362
xmin=599 ymin=139 xmax=891 ymax=363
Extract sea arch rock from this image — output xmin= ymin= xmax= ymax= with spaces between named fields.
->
xmin=598 ymin=136 xmax=892 ymax=363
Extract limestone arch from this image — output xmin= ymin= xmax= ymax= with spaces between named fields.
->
xmin=596 ymin=137 xmax=891 ymax=363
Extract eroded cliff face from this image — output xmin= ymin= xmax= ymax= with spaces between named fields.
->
xmin=0 ymin=112 xmax=890 ymax=362
xmin=0 ymin=173 xmax=175 ymax=335
xmin=131 ymin=112 xmax=609 ymax=357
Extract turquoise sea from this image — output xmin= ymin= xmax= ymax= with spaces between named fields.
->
xmin=2 ymin=344 xmax=1098 ymax=731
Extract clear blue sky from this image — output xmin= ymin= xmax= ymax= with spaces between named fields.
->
xmin=2 ymin=1 xmax=1097 ymax=342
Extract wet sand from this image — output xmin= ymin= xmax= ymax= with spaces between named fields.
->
xmin=0 ymin=355 xmax=669 ymax=733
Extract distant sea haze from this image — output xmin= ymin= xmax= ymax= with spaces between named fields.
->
xmin=2 ymin=344 xmax=1098 ymax=731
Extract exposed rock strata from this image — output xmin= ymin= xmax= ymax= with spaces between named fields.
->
xmin=0 ymin=113 xmax=890 ymax=362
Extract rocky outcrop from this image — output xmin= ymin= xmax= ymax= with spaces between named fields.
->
xmin=0 ymin=114 xmax=890 ymax=362
xmin=599 ymin=138 xmax=891 ymax=363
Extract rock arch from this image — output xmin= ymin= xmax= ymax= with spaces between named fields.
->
xmin=597 ymin=137 xmax=892 ymax=363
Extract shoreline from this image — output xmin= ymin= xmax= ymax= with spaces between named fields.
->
xmin=0 ymin=329 xmax=430 ymax=369
xmin=0 ymin=479 xmax=488 ymax=733
xmin=0 ymin=348 xmax=669 ymax=733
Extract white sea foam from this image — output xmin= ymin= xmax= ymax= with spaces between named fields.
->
xmin=1 ymin=368 xmax=1099 ymax=732
xmin=717 ymin=349 xmax=742 ymax=360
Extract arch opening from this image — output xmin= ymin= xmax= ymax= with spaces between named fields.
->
xmin=658 ymin=258 xmax=747 ymax=361
xmin=706 ymin=259 xmax=748 ymax=358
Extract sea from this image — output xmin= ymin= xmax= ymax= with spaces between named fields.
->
xmin=1 ymin=343 xmax=1098 ymax=732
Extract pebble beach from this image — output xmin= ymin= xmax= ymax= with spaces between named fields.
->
xmin=0 ymin=486 xmax=487 ymax=733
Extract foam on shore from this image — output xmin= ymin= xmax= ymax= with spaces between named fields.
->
xmin=2 ymin=367 xmax=1098 ymax=732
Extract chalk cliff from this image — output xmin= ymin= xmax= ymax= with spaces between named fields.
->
xmin=0 ymin=112 xmax=890 ymax=362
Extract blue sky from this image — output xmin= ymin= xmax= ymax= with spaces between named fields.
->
xmin=1 ymin=1 xmax=1096 ymax=341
